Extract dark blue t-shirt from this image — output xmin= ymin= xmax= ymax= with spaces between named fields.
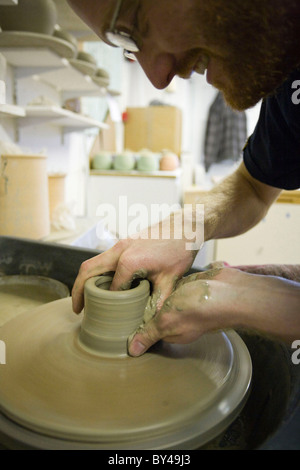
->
xmin=243 ymin=68 xmax=300 ymax=190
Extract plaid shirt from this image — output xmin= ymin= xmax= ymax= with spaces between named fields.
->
xmin=204 ymin=92 xmax=247 ymax=171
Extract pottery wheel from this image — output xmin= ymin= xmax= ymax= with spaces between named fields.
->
xmin=0 ymin=278 xmax=252 ymax=450
xmin=0 ymin=275 xmax=70 ymax=326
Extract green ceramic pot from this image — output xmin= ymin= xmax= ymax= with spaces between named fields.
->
xmin=113 ymin=152 xmax=136 ymax=171
xmin=137 ymin=152 xmax=159 ymax=171
xmin=91 ymin=153 xmax=112 ymax=170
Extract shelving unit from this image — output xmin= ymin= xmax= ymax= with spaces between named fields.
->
xmin=0 ymin=41 xmax=110 ymax=129
xmin=23 ymin=105 xmax=108 ymax=131
xmin=90 ymin=168 xmax=181 ymax=178
xmin=0 ymin=30 xmax=117 ymax=218
xmin=0 ymin=103 xmax=25 ymax=117
xmin=0 ymin=31 xmax=113 ymax=125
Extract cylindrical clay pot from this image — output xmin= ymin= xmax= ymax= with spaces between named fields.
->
xmin=0 ymin=154 xmax=50 ymax=239
xmin=48 ymin=173 xmax=66 ymax=220
xmin=79 ymin=275 xmax=150 ymax=357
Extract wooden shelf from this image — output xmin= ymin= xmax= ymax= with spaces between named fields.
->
xmin=277 ymin=190 xmax=300 ymax=205
xmin=90 ymin=169 xmax=181 ymax=178
xmin=0 ymin=103 xmax=25 ymax=117
xmin=23 ymin=105 xmax=108 ymax=131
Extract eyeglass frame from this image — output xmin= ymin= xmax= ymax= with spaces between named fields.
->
xmin=105 ymin=0 xmax=140 ymax=60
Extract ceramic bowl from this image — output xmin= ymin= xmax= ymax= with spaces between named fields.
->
xmin=53 ymin=28 xmax=78 ymax=49
xmin=91 ymin=153 xmax=112 ymax=170
xmin=0 ymin=0 xmax=57 ymax=36
xmin=113 ymin=152 xmax=136 ymax=171
xmin=94 ymin=68 xmax=110 ymax=87
xmin=76 ymin=51 xmax=97 ymax=66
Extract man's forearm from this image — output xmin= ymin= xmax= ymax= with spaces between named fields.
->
xmin=197 ymin=162 xmax=281 ymax=242
xmin=227 ymin=272 xmax=300 ymax=343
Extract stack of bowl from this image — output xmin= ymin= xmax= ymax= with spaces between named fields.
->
xmin=0 ymin=0 xmax=57 ymax=35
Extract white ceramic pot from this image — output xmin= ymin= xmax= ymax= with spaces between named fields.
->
xmin=0 ymin=0 xmax=57 ymax=35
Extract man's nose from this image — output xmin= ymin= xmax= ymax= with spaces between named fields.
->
xmin=136 ymin=52 xmax=176 ymax=89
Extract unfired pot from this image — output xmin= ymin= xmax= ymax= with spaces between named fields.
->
xmin=48 ymin=173 xmax=66 ymax=220
xmin=0 ymin=154 xmax=50 ymax=239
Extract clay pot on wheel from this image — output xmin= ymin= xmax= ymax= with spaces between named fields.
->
xmin=79 ymin=275 xmax=150 ymax=357
xmin=0 ymin=274 xmax=252 ymax=449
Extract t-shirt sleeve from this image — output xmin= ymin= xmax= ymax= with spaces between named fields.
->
xmin=243 ymin=69 xmax=300 ymax=190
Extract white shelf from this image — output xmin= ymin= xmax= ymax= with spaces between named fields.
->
xmin=36 ymin=62 xmax=108 ymax=100
xmin=0 ymin=36 xmax=110 ymax=98
xmin=24 ymin=105 xmax=108 ymax=130
xmin=0 ymin=103 xmax=25 ymax=117
xmin=2 ymin=47 xmax=69 ymax=69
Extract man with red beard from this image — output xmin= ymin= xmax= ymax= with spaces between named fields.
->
xmin=68 ymin=0 xmax=300 ymax=355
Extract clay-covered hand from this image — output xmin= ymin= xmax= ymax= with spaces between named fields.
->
xmin=128 ymin=266 xmax=300 ymax=356
xmin=71 ymin=210 xmax=202 ymax=314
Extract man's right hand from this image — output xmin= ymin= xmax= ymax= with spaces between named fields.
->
xmin=72 ymin=209 xmax=202 ymax=315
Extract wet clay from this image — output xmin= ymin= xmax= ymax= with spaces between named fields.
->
xmin=0 ymin=275 xmax=252 ymax=449
xmin=79 ymin=276 xmax=150 ymax=357
xmin=119 ymin=269 xmax=148 ymax=291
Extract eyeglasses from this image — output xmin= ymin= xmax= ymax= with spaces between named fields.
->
xmin=105 ymin=0 xmax=140 ymax=60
